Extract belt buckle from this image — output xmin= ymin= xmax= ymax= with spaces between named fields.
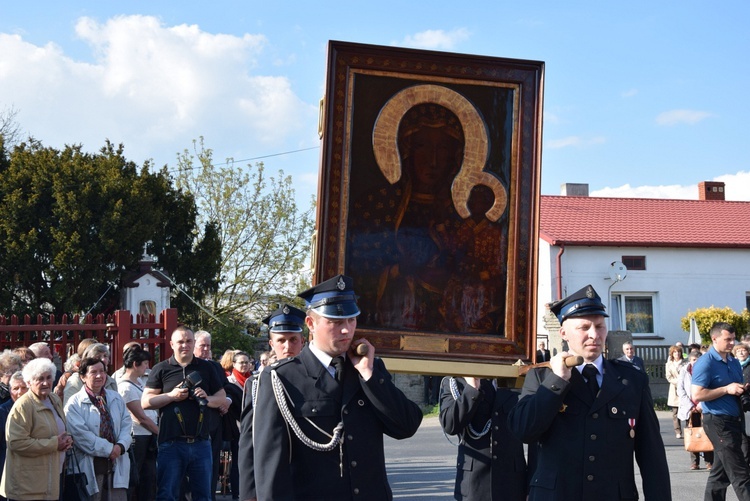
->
xmin=186 ymin=437 xmax=195 ymax=444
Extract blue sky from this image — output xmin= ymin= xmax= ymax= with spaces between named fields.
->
xmin=1 ymin=1 xmax=749 ymax=205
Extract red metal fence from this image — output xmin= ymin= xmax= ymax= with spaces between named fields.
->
xmin=0 ymin=309 xmax=178 ymax=371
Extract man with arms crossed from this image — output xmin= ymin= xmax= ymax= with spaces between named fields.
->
xmin=692 ymin=322 xmax=750 ymax=501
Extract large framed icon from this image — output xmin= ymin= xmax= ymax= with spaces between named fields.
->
xmin=313 ymin=40 xmax=544 ymax=376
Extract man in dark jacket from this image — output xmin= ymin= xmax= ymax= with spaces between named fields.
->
xmin=440 ymin=376 xmax=527 ymax=500
xmin=507 ymin=284 xmax=671 ymax=500
xmin=252 ymin=275 xmax=423 ymax=500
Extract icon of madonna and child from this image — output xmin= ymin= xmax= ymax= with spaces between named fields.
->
xmin=346 ymin=86 xmax=510 ymax=337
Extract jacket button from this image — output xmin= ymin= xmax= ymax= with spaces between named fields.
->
xmin=312 ymin=407 xmax=317 ymax=413
xmin=353 ymin=488 xmax=360 ymax=495
xmin=590 ymin=434 xmax=597 ymax=440
xmin=589 ymin=456 xmax=595 ymax=462
xmin=592 ymin=413 xmax=598 ymax=419
xmin=587 ymin=475 xmax=594 ymax=481
xmin=358 ymin=399 xmax=365 ymax=406
xmin=351 ymin=461 xmax=357 ymax=467
xmin=347 ymin=435 xmax=354 ymax=441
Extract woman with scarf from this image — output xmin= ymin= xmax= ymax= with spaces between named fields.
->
xmin=65 ymin=357 xmax=132 ymax=501
xmin=222 ymin=351 xmax=248 ymax=500
xmin=677 ymin=349 xmax=714 ymax=470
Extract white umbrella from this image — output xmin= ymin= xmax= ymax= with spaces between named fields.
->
xmin=688 ymin=317 xmax=701 ymax=345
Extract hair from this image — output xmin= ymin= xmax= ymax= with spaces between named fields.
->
xmin=64 ymin=353 xmax=81 ymax=372
xmin=732 ymin=343 xmax=749 ymax=357
xmin=194 ymin=330 xmax=211 ymax=343
xmin=710 ymin=322 xmax=736 ymax=339
xmin=9 ymin=370 xmax=24 ymax=385
xmin=668 ymin=345 xmax=683 ymax=360
xmin=27 ymin=342 xmax=50 ymax=357
xmin=688 ymin=349 xmax=702 ymax=361
xmin=21 ymin=357 xmax=57 ymax=385
xmin=219 ymin=349 xmax=236 ymax=372
xmin=688 ymin=343 xmax=701 ymax=352
xmin=233 ymin=351 xmax=250 ymax=363
xmin=0 ymin=350 xmax=23 ymax=374
xmin=622 ymin=342 xmax=634 ymax=349
xmin=12 ymin=346 xmax=35 ymax=363
xmin=171 ymin=325 xmax=194 ymax=340
xmin=122 ymin=340 xmax=141 ymax=354
xmin=123 ymin=345 xmax=151 ymax=368
xmin=79 ymin=357 xmax=105 ymax=377
xmin=82 ymin=343 xmax=109 ymax=361
xmin=76 ymin=338 xmax=98 ymax=358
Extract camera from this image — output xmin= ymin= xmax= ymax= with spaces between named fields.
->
xmin=177 ymin=371 xmax=208 ymax=406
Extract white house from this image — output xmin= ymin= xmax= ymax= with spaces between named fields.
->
xmin=537 ymin=181 xmax=750 ymax=354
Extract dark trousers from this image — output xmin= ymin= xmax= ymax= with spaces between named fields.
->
xmin=703 ymin=413 xmax=750 ymax=501
xmin=131 ymin=434 xmax=158 ymax=501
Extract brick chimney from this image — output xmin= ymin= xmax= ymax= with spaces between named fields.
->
xmin=698 ymin=181 xmax=725 ymax=201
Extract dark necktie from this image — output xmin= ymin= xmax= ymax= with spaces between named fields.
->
xmin=581 ymin=364 xmax=600 ymax=397
xmin=331 ymin=356 xmax=345 ymax=383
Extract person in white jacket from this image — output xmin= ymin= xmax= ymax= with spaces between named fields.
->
xmin=65 ymin=357 xmax=132 ymax=501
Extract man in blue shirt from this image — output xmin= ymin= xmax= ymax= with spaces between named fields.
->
xmin=692 ymin=322 xmax=750 ymax=501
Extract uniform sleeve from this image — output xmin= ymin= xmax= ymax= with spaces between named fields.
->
xmin=252 ymin=369 xmax=294 ymax=500
xmin=238 ymin=380 xmax=256 ymax=500
xmin=507 ymin=368 xmax=571 ymax=444
xmin=359 ymin=358 xmax=422 ymax=439
xmin=439 ymin=377 xmax=483 ymax=436
xmin=633 ymin=374 xmax=672 ymax=500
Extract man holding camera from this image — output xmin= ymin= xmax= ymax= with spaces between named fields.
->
xmin=143 ymin=326 xmax=226 ymax=501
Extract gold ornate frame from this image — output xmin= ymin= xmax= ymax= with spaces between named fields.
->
xmin=314 ymin=41 xmax=544 ymax=376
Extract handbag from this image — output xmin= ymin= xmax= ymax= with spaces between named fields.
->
xmin=684 ymin=420 xmax=714 ymax=453
xmin=63 ymin=448 xmax=90 ymax=501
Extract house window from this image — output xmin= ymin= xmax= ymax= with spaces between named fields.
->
xmin=621 ymin=255 xmax=646 ymax=271
xmin=610 ymin=293 xmax=655 ymax=334
xmin=746 ymin=294 xmax=750 ymax=311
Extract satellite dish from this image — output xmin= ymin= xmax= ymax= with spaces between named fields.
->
xmin=609 ymin=261 xmax=628 ymax=282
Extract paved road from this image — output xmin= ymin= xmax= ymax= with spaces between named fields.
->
xmin=384 ymin=410 xmax=738 ymax=501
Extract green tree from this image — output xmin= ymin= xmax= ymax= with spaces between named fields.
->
xmin=0 ymin=138 xmax=221 ymax=317
xmin=680 ymin=306 xmax=749 ymax=344
xmin=175 ymin=138 xmax=314 ymax=330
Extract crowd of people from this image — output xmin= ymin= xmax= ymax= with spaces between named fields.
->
xmin=3 ymin=279 xmax=750 ymax=500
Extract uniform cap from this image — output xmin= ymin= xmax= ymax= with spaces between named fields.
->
xmin=297 ymin=274 xmax=360 ymax=319
xmin=262 ymin=304 xmax=306 ymax=333
xmin=550 ymin=284 xmax=608 ymax=323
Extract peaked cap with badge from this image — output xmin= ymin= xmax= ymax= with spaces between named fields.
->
xmin=550 ymin=284 xmax=608 ymax=323
xmin=262 ymin=303 xmax=306 ymax=333
xmin=298 ymin=274 xmax=360 ymax=319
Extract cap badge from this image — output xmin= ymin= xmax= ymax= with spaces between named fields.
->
xmin=336 ymin=277 xmax=346 ymax=291
xmin=585 ymin=286 xmax=594 ymax=299
xmin=282 ymin=305 xmax=290 ymax=314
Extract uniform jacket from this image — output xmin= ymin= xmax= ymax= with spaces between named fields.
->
xmin=439 ymin=377 xmax=526 ymax=501
xmin=65 ymin=386 xmax=132 ymax=496
xmin=0 ymin=391 xmax=65 ymax=500
xmin=252 ymin=346 xmax=423 ymax=501
xmin=507 ymin=359 xmax=671 ymax=501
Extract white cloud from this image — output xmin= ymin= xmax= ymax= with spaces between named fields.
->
xmin=591 ymin=171 xmax=750 ymax=201
xmin=655 ymin=109 xmax=714 ymax=126
xmin=0 ymin=15 xmax=316 ymax=168
xmin=621 ymin=88 xmax=638 ymax=98
xmin=546 ymin=135 xmax=605 ymax=149
xmin=397 ymin=28 xmax=471 ymax=50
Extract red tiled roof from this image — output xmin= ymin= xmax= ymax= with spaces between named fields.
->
xmin=540 ymin=195 xmax=750 ymax=248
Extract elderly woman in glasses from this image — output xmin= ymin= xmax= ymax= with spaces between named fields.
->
xmin=65 ymin=357 xmax=132 ymax=501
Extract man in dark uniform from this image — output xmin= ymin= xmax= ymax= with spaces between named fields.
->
xmin=252 ymin=275 xmax=423 ymax=500
xmin=507 ymin=284 xmax=671 ymax=500
xmin=440 ymin=376 xmax=527 ymax=500
xmin=238 ymin=303 xmax=306 ymax=501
